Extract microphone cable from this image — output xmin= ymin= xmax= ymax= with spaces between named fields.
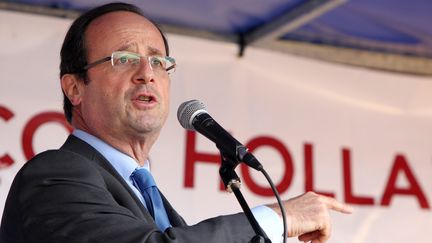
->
xmin=259 ymin=168 xmax=287 ymax=243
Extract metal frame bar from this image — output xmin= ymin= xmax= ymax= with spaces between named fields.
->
xmin=244 ymin=0 xmax=347 ymax=45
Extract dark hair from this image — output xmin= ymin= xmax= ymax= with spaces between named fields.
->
xmin=60 ymin=2 xmax=170 ymax=123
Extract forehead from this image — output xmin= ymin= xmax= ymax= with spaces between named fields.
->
xmin=85 ymin=11 xmax=165 ymax=56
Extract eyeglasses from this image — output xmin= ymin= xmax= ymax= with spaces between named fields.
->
xmin=83 ymin=51 xmax=176 ymax=75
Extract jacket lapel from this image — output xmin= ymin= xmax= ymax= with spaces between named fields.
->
xmin=60 ymin=135 xmax=154 ymax=223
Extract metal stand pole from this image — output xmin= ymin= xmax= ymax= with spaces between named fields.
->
xmin=219 ymin=156 xmax=271 ymax=243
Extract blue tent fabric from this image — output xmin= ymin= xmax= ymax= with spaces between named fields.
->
xmin=284 ymin=0 xmax=432 ymax=58
xmin=2 ymin=0 xmax=432 ymax=74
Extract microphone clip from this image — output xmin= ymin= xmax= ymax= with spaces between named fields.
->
xmin=219 ymin=154 xmax=242 ymax=193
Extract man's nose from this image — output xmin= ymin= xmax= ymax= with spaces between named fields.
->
xmin=133 ymin=57 xmax=155 ymax=84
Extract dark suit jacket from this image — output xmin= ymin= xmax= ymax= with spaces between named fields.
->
xmin=0 ymin=135 xmax=255 ymax=243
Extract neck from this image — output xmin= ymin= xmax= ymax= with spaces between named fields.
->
xmin=72 ymin=122 xmax=158 ymax=166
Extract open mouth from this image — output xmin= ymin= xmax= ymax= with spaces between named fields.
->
xmin=137 ymin=95 xmax=153 ymax=102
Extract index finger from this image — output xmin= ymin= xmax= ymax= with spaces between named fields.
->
xmin=322 ymin=196 xmax=354 ymax=214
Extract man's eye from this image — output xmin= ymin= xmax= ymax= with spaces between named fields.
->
xmin=116 ymin=55 xmax=139 ymax=65
xmin=150 ymin=57 xmax=164 ymax=67
xmin=119 ymin=56 xmax=128 ymax=64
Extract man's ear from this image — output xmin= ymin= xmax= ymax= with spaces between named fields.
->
xmin=61 ymin=74 xmax=84 ymax=105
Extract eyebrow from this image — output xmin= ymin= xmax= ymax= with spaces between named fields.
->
xmin=115 ymin=43 xmax=165 ymax=56
xmin=146 ymin=46 xmax=165 ymax=56
xmin=116 ymin=43 xmax=135 ymax=52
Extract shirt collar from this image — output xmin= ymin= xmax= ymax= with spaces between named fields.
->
xmin=72 ymin=129 xmax=149 ymax=181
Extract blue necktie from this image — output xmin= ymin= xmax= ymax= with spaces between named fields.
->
xmin=131 ymin=168 xmax=171 ymax=231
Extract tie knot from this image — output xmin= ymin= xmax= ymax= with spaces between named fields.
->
xmin=131 ymin=168 xmax=156 ymax=190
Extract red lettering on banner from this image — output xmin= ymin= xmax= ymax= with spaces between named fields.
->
xmin=381 ymin=154 xmax=430 ymax=209
xmin=22 ymin=112 xmax=72 ymax=160
xmin=0 ymin=106 xmax=14 ymax=121
xmin=343 ymin=148 xmax=375 ymax=205
xmin=0 ymin=105 xmax=15 ymax=168
xmin=182 ymin=128 xmax=431 ymax=211
xmin=304 ymin=143 xmax=335 ymax=197
xmin=183 ymin=131 xmax=224 ymax=190
xmin=241 ymin=136 xmax=294 ymax=197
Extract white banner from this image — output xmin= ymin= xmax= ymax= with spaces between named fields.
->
xmin=1 ymin=10 xmax=432 ymax=243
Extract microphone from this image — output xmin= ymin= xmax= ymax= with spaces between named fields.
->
xmin=177 ymin=100 xmax=262 ymax=171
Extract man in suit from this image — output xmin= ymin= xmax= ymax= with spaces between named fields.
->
xmin=0 ymin=3 xmax=352 ymax=243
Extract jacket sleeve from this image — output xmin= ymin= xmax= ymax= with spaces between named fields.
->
xmin=9 ymin=150 xmax=256 ymax=243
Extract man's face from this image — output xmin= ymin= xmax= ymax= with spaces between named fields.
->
xmin=75 ymin=11 xmax=170 ymax=142
xmin=79 ymin=11 xmax=171 ymax=142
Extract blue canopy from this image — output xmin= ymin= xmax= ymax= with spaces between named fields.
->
xmin=1 ymin=0 xmax=431 ymax=75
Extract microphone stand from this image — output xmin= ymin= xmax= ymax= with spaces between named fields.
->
xmin=218 ymin=153 xmax=271 ymax=243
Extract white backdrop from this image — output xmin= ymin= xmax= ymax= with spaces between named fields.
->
xmin=1 ymin=10 xmax=432 ymax=243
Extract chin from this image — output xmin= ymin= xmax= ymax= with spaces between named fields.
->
xmin=133 ymin=122 xmax=163 ymax=134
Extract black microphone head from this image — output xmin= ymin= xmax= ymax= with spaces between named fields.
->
xmin=177 ymin=100 xmax=208 ymax=130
